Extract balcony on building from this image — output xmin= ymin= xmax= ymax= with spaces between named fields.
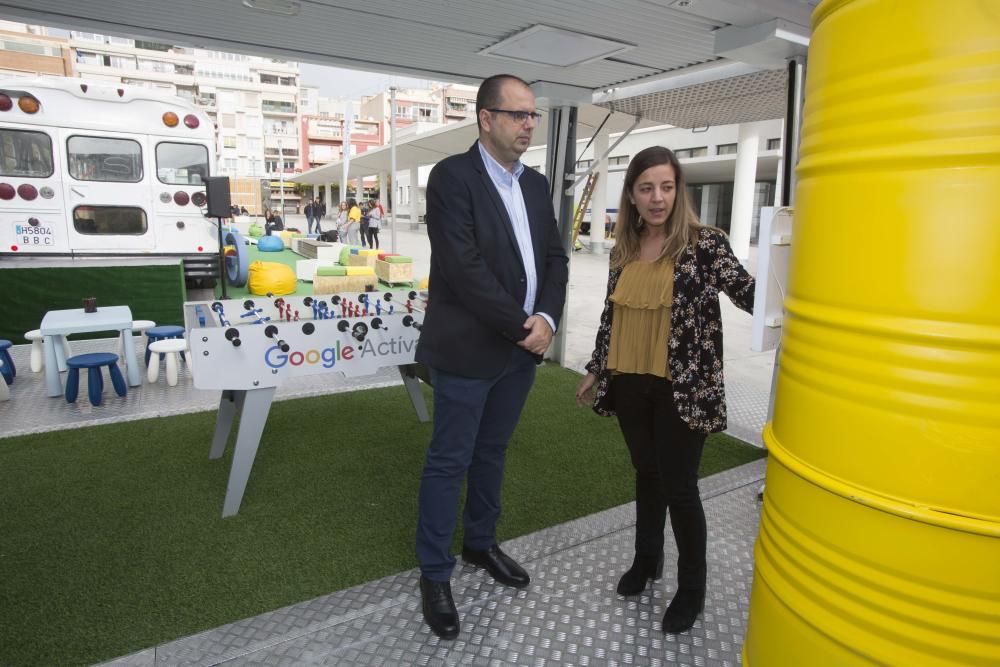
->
xmin=444 ymin=97 xmax=475 ymax=120
xmin=262 ymin=100 xmax=296 ymax=115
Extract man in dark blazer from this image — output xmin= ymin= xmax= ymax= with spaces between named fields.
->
xmin=414 ymin=74 xmax=569 ymax=640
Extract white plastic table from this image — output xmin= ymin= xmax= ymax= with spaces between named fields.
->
xmin=39 ymin=305 xmax=142 ymax=397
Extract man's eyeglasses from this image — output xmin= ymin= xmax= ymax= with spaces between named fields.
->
xmin=488 ymin=108 xmax=543 ymax=123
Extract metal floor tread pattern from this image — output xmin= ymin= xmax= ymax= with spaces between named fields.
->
xmin=100 ymin=460 xmax=766 ymax=667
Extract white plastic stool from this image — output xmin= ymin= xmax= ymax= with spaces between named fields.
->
xmin=25 ymin=328 xmax=72 ymax=373
xmin=146 ymin=338 xmax=188 ymax=386
xmin=117 ymin=319 xmax=156 ymax=366
xmin=24 ymin=329 xmax=44 ymax=373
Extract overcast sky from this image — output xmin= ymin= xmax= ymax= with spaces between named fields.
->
xmin=298 ymin=63 xmax=444 ymax=101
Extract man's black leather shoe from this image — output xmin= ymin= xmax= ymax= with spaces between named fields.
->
xmin=419 ymin=576 xmax=460 ymax=640
xmin=461 ymin=544 xmax=530 ymax=588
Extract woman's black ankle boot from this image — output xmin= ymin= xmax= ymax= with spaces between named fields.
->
xmin=661 ymin=588 xmax=705 ymax=633
xmin=616 ymin=552 xmax=664 ymax=596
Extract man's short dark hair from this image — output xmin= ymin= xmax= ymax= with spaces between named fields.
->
xmin=476 ymin=74 xmax=531 ymax=130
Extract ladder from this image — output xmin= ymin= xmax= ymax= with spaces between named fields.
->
xmin=571 ymin=172 xmax=598 ymax=251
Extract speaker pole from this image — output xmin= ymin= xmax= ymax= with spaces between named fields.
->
xmin=217 ymin=216 xmax=228 ymax=300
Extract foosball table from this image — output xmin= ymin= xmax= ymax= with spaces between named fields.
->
xmin=183 ymin=290 xmax=428 ymax=517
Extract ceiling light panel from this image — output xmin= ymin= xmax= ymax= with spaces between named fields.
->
xmin=480 ymin=25 xmax=634 ymax=68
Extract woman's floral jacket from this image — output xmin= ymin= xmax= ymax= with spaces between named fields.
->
xmin=584 ymin=227 xmax=756 ymax=434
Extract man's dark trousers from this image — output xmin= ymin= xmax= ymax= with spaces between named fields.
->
xmin=416 ymin=347 xmax=537 ymax=581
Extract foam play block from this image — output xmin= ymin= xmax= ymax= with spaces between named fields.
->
xmin=313 ymin=274 xmax=377 ymax=294
xmin=316 ymin=265 xmax=347 ymax=276
xmin=295 ymin=258 xmax=338 ymax=282
xmin=345 ymin=265 xmax=375 ymax=276
xmin=347 ymin=253 xmax=377 ymax=268
xmin=314 ymin=242 xmax=344 ymax=260
xmin=375 ymin=259 xmax=413 ymax=284
xmin=384 ymin=255 xmax=412 ymax=263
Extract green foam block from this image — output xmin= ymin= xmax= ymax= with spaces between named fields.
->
xmin=316 ymin=266 xmax=347 ymax=276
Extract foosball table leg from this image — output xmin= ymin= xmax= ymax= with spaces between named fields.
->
xmin=222 ymin=386 xmax=277 ymax=518
xmin=399 ymin=364 xmax=430 ymax=423
xmin=210 ymin=389 xmax=241 ymax=460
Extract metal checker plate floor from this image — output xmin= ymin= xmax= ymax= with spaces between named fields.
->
xmin=100 ymin=460 xmax=766 ymax=667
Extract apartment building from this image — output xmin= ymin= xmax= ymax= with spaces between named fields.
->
xmin=68 ymin=32 xmax=303 ymax=213
xmin=433 ymin=82 xmax=478 ymax=123
xmin=301 ymin=97 xmax=381 ymax=168
xmin=0 ymin=22 xmax=73 ymax=77
xmin=361 ymin=87 xmax=443 ymax=141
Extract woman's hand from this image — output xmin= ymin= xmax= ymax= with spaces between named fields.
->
xmin=575 ymin=372 xmax=597 ymax=407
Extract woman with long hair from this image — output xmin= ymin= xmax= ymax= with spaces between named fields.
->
xmin=576 ymin=146 xmax=755 ymax=634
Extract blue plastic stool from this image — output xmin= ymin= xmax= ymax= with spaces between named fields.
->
xmin=65 ymin=352 xmax=127 ymax=406
xmin=0 ymin=339 xmax=14 ymax=385
xmin=144 ymin=325 xmax=186 ymax=367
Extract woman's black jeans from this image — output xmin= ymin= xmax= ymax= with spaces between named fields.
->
xmin=612 ymin=373 xmax=707 ymax=591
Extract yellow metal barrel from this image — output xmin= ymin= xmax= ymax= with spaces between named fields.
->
xmin=744 ymin=0 xmax=1000 ymax=664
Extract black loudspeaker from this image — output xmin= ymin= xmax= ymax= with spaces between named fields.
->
xmin=204 ymin=176 xmax=232 ymax=218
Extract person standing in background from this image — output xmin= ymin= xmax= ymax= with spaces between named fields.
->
xmin=366 ymin=198 xmax=382 ymax=249
xmin=347 ymin=198 xmax=362 ymax=246
xmin=304 ymin=199 xmax=315 ymax=234
xmin=315 ymin=197 xmax=326 ymax=232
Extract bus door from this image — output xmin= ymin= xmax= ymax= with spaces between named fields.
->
xmin=0 ymin=124 xmax=70 ymax=254
xmin=60 ymin=129 xmax=155 ymax=252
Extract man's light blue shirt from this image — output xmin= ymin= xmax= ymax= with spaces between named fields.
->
xmin=477 ymin=141 xmax=556 ymax=334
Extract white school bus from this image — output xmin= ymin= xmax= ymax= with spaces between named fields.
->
xmin=0 ymin=77 xmax=220 ymax=283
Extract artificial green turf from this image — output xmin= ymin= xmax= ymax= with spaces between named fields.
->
xmin=0 ymin=364 xmax=765 ymax=666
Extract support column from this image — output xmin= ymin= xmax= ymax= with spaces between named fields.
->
xmin=590 ymin=126 xmax=609 ymax=254
xmin=544 ymin=105 xmax=578 ymax=366
xmin=408 ymin=164 xmax=420 ymax=230
xmin=730 ymin=122 xmax=762 ymax=262
xmin=325 ymin=181 xmax=333 ymax=214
